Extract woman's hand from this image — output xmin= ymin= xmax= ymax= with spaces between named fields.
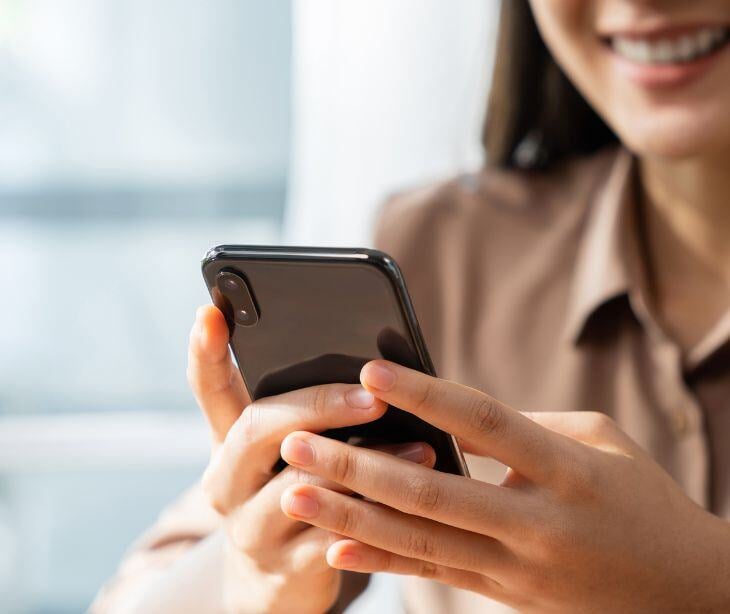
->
xmin=188 ymin=309 xmax=435 ymax=613
xmin=279 ymin=360 xmax=730 ymax=613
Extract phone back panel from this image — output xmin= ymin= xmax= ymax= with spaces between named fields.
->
xmin=202 ymin=246 xmax=466 ymax=475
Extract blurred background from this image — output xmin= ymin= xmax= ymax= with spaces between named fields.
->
xmin=0 ymin=0 xmax=496 ymax=611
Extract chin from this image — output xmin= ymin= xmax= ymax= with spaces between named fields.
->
xmin=614 ymin=107 xmax=730 ymax=160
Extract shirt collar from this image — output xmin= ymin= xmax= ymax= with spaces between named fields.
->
xmin=563 ymin=148 xmax=730 ymax=370
xmin=563 ymin=149 xmax=637 ymax=345
xmin=687 ymin=311 xmax=730 ymax=370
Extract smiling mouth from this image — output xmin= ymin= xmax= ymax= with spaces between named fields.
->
xmin=606 ymin=25 xmax=729 ymax=64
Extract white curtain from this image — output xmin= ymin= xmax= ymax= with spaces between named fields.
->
xmin=285 ymin=3 xmax=499 ymax=611
xmin=285 ymin=0 xmax=499 ymax=247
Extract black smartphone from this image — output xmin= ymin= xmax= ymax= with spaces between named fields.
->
xmin=201 ymin=245 xmax=469 ymax=476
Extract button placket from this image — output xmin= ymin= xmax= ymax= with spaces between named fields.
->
xmin=649 ymin=332 xmax=709 ymax=507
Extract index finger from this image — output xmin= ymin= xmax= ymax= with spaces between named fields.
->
xmin=280 ymin=431 xmax=528 ymax=540
xmin=360 ymin=360 xmax=563 ymax=482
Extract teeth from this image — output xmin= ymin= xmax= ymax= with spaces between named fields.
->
xmin=652 ymin=40 xmax=674 ymax=62
xmin=612 ymin=26 xmax=728 ymax=64
xmin=676 ymin=36 xmax=695 ymax=60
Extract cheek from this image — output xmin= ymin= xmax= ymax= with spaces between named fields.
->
xmin=575 ymin=49 xmax=730 ymax=158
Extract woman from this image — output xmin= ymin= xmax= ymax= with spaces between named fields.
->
xmin=94 ymin=0 xmax=730 ymax=612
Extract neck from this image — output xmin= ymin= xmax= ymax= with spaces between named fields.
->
xmin=639 ymin=151 xmax=730 ymax=283
xmin=637 ymin=150 xmax=730 ymax=351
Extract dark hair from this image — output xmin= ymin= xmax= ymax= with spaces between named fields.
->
xmin=484 ymin=0 xmax=618 ymax=170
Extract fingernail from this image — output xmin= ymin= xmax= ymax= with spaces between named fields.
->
xmin=335 ymin=552 xmax=361 ymax=569
xmin=345 ymin=387 xmax=375 ymax=409
xmin=281 ymin=436 xmax=315 ymax=466
xmin=395 ymin=443 xmax=427 ymax=464
xmin=285 ymin=492 xmax=319 ymax=519
xmin=362 ymin=362 xmax=396 ymax=391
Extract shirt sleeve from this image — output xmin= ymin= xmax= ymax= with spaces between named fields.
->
xmin=90 ymin=483 xmax=223 ymax=613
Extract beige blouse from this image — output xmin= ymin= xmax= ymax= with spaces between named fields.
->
xmin=93 ymin=147 xmax=730 ymax=613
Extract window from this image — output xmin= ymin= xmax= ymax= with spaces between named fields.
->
xmin=0 ymin=1 xmax=291 ymax=610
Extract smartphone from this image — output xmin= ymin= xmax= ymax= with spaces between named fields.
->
xmin=201 ymin=245 xmax=469 ymax=476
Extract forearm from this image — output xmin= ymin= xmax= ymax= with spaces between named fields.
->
xmin=93 ymin=530 xmax=227 ymax=614
xmin=95 ymin=529 xmax=370 ymax=614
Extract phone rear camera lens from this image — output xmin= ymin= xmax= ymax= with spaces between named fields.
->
xmin=222 ymin=277 xmax=240 ymax=292
xmin=235 ymin=308 xmax=253 ymax=324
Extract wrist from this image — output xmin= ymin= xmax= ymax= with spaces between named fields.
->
xmin=121 ymin=530 xmax=228 ymax=614
xmin=222 ymin=535 xmax=340 ymax=614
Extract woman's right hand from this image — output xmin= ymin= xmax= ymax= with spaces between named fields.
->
xmin=187 ymin=305 xmax=434 ymax=613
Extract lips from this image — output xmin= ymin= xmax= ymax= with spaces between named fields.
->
xmin=609 ymin=26 xmax=729 ymax=64
xmin=600 ymin=23 xmax=730 ymax=88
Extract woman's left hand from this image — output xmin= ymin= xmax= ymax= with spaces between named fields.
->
xmin=279 ymin=360 xmax=730 ymax=613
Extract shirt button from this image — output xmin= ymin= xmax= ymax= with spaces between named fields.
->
xmin=671 ymin=408 xmax=691 ymax=437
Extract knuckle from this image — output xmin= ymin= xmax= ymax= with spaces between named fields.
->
xmin=412 ymin=378 xmax=439 ymax=414
xmin=201 ymin=472 xmax=229 ymax=515
xmin=467 ymin=396 xmax=507 ymax=438
xmin=284 ymin=466 xmax=308 ymax=483
xmin=330 ymin=448 xmax=358 ymax=484
xmin=558 ymin=452 xmax=602 ymax=503
xmin=418 ymin=560 xmax=441 ymax=580
xmin=309 ymin=385 xmax=331 ymax=420
xmin=520 ymin=561 xmax=552 ymax=596
xmin=285 ymin=466 xmax=319 ymax=487
xmin=405 ymin=476 xmax=443 ymax=514
xmin=586 ymin=411 xmax=614 ymax=435
xmin=234 ymin=403 xmax=263 ymax=445
xmin=530 ymin=522 xmax=575 ymax=571
xmin=288 ymin=540 xmax=328 ymax=575
xmin=209 ymin=498 xmax=228 ymax=517
xmin=403 ymin=531 xmax=437 ymax=560
xmin=533 ymin=522 xmax=563 ymax=554
xmin=336 ymin=504 xmax=360 ymax=536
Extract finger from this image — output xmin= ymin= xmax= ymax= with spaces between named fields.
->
xmin=219 ymin=384 xmax=387 ymax=482
xmin=285 ymin=526 xmax=340 ymax=575
xmin=281 ymin=432 xmax=529 ymax=539
xmin=238 ymin=444 xmax=437 ymax=549
xmin=326 ymin=539 xmax=505 ymax=599
xmin=367 ymin=441 xmax=436 ymax=467
xmin=280 ymin=483 xmax=509 ymax=576
xmin=266 ymin=443 xmax=436 ymax=542
xmin=187 ymin=305 xmax=249 ymax=443
xmin=206 ymin=409 xmax=432 ymax=515
xmin=230 ymin=466 xmax=353 ymax=553
xmin=360 ymin=360 xmax=563 ymax=481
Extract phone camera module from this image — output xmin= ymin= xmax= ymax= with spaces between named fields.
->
xmin=216 ymin=270 xmax=259 ymax=327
